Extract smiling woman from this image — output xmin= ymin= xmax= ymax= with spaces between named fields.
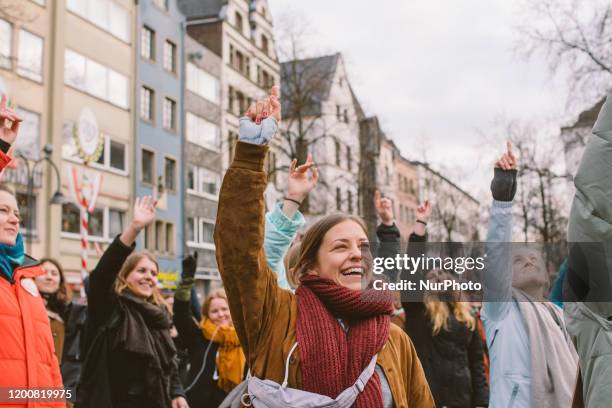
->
xmin=78 ymin=196 xmax=188 ymax=408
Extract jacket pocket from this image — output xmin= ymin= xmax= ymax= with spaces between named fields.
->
xmin=506 ymin=383 xmax=519 ymax=408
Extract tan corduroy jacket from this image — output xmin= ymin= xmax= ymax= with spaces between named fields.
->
xmin=214 ymin=141 xmax=435 ymax=408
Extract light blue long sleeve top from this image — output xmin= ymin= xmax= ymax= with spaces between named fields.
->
xmin=264 ymin=202 xmax=305 ymax=290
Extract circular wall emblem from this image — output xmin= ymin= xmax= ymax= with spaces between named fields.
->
xmin=75 ymin=107 xmax=103 ymax=163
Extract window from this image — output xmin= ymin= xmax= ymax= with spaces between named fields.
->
xmin=163 ymin=40 xmax=176 ymax=73
xmin=343 ymin=109 xmax=349 ymax=124
xmin=187 ymin=166 xmax=220 ymax=198
xmin=228 ymin=86 xmax=234 ymax=113
xmin=186 ymin=62 xmax=220 ymax=104
xmin=336 ymin=188 xmax=342 ymax=211
xmin=60 ymin=204 xmax=103 ymax=238
xmin=14 ymin=109 xmax=40 ymax=160
xmin=67 ymin=0 xmax=130 ymax=42
xmin=234 ymin=12 xmax=243 ymax=33
xmin=335 ymin=140 xmax=341 ymax=166
xmin=0 ymin=19 xmax=10 ymax=68
xmin=61 ymin=203 xmax=80 ymax=234
xmin=186 ymin=217 xmax=195 ymax=242
xmin=17 ymin=30 xmax=43 ymax=82
xmin=347 ymin=190 xmax=353 ymax=214
xmin=155 ymin=221 xmax=164 ymax=252
xmin=261 ymin=35 xmax=269 ymax=54
xmin=187 ymin=217 xmax=216 ymax=247
xmin=64 ymin=49 xmax=128 ymax=108
xmin=140 ymin=86 xmax=154 ymax=121
xmin=153 ymin=0 xmax=168 ymax=10
xmin=16 ymin=193 xmax=37 ymax=235
xmin=109 ymin=209 xmax=125 ymax=237
xmin=141 ymin=149 xmax=155 ymax=184
xmin=346 ymin=146 xmax=352 ymax=171
xmin=141 ymin=26 xmax=155 ymax=60
xmin=109 ymin=139 xmax=126 ymax=171
xmin=164 ymin=157 xmax=176 ymax=191
xmin=186 ymin=112 xmax=220 ymax=150
xmin=336 ymin=105 xmax=341 ymax=120
xmin=165 ymin=223 xmax=175 ymax=254
xmin=162 ymin=97 xmax=176 ymax=130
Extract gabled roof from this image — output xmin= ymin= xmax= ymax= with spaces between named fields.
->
xmin=177 ymin=0 xmax=226 ymax=20
xmin=280 ymin=53 xmax=340 ymax=118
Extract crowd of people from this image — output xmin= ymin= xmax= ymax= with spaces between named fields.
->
xmin=0 ymin=82 xmax=610 ymax=408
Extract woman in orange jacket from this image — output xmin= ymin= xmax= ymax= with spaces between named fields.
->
xmin=0 ymin=94 xmax=64 ymax=407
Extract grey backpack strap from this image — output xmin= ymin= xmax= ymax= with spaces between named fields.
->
xmin=353 ymin=354 xmax=379 ymax=392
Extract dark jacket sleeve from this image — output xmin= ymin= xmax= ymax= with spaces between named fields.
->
xmin=376 ymin=222 xmax=402 ymax=282
xmin=173 ymin=291 xmax=204 ymax=354
xmin=87 ymin=235 xmax=134 ymax=328
xmin=170 ymin=359 xmax=186 ymax=399
xmin=468 ymin=329 xmax=489 ymax=407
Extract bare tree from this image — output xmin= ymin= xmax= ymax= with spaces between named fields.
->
xmin=272 ymin=11 xmax=358 ymax=216
xmin=517 ymin=0 xmax=612 ymax=107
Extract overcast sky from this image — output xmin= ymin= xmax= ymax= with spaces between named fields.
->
xmin=268 ymin=0 xmax=571 ymax=199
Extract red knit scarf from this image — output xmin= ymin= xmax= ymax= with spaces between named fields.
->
xmin=296 ymin=275 xmax=393 ymax=408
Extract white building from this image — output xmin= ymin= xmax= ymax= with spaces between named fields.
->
xmin=277 ymin=53 xmax=361 ymax=222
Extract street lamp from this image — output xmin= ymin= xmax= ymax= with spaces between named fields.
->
xmin=15 ymin=144 xmax=67 ymax=253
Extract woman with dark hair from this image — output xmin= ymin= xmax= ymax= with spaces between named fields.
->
xmin=214 ymin=87 xmax=434 ymax=407
xmin=35 ymin=257 xmax=88 ymax=403
xmin=0 ymin=95 xmax=65 ymax=406
xmin=78 ymin=197 xmax=188 ymax=408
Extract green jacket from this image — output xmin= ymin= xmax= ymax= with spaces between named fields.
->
xmin=566 ymin=89 xmax=612 ymax=407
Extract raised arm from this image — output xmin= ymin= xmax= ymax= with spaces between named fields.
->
xmin=88 ymin=196 xmax=156 ymax=327
xmin=483 ymin=142 xmax=517 ymax=320
xmin=401 ymin=201 xmax=431 ymax=309
xmin=0 ymin=95 xmax=23 ymax=170
xmin=215 ymin=87 xmax=313 ymax=359
xmin=173 ymin=253 xmax=204 ymax=353
xmin=263 ymin=155 xmax=317 ymax=289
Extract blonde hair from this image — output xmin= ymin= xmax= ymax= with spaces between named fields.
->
xmin=114 ymin=251 xmax=168 ymax=310
xmin=201 ymin=288 xmax=229 ymax=320
xmin=423 ymin=270 xmax=476 ymax=335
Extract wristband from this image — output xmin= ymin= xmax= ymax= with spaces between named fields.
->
xmin=416 ymin=220 xmax=427 ymax=226
xmin=284 ymin=197 xmax=302 ymax=206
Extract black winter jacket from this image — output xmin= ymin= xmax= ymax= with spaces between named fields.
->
xmin=173 ymin=295 xmax=227 ymax=407
xmin=377 ymin=224 xmax=489 ymax=408
xmin=78 ymin=236 xmax=184 ymax=408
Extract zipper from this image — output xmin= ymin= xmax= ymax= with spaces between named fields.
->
xmin=506 ymin=384 xmax=519 ymax=408
xmin=489 ymin=328 xmax=499 ymax=349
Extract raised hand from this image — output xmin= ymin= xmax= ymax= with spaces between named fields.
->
xmin=374 ymin=190 xmax=394 ymax=226
xmin=286 ymin=154 xmax=318 ymax=203
xmin=491 ymin=141 xmax=518 ymax=202
xmin=131 ymin=196 xmax=157 ymax=231
xmin=0 ymin=94 xmax=23 ymax=145
xmin=494 ymin=141 xmax=518 ymax=170
xmin=182 ymin=252 xmax=198 ymax=281
xmin=416 ymin=200 xmax=432 ymax=223
xmin=239 ymin=87 xmax=281 ymax=145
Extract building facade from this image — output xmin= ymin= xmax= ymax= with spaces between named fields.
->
xmin=394 ymin=155 xmax=419 ymax=244
xmin=279 ymin=53 xmax=361 ymax=224
xmin=414 ymin=161 xmax=480 ymax=242
xmin=135 ymin=0 xmax=185 ymax=285
xmin=182 ymin=34 xmax=224 ymax=297
xmin=180 ymin=0 xmax=280 ymax=171
xmin=1 ymin=0 xmax=137 ymax=293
